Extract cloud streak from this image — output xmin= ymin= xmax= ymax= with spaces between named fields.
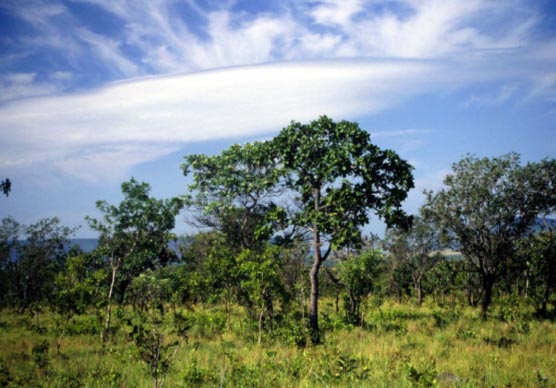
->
xmin=0 ymin=0 xmax=554 ymax=183
xmin=0 ymin=59 xmax=439 ymax=181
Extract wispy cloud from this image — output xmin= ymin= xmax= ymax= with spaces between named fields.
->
xmin=463 ymin=84 xmax=519 ymax=108
xmin=0 ymin=72 xmax=69 ymax=102
xmin=2 ymin=0 xmax=550 ymax=85
xmin=0 ymin=59 xmax=439 ymax=181
xmin=0 ymin=0 xmax=554 ymax=183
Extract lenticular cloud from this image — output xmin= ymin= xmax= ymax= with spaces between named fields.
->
xmin=0 ymin=59 xmax=437 ymax=181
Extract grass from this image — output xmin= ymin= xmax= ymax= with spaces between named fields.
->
xmin=1 ymin=299 xmax=555 ymax=387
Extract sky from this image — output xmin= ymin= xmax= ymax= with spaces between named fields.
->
xmin=0 ymin=0 xmax=555 ymax=238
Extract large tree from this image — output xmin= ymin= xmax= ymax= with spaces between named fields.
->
xmin=86 ymin=178 xmax=183 ymax=343
xmin=426 ymin=153 xmax=556 ymax=318
xmin=274 ymin=116 xmax=414 ymax=342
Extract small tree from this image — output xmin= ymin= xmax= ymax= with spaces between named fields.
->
xmin=237 ymin=244 xmax=286 ymax=343
xmin=13 ymin=217 xmax=76 ymax=314
xmin=183 ymin=141 xmax=287 ymax=324
xmin=337 ymin=248 xmax=382 ymax=324
xmin=128 ymin=272 xmax=183 ymax=388
xmin=53 ymin=255 xmax=96 ymax=354
xmin=86 ymin=178 xmax=183 ymax=343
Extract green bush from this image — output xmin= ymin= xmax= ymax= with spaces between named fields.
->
xmin=66 ymin=315 xmax=99 ymax=336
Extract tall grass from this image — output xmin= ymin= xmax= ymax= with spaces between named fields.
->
xmin=1 ymin=298 xmax=555 ymax=387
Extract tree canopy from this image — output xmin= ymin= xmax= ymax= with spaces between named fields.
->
xmin=426 ymin=153 xmax=556 ymax=317
xmin=274 ymin=115 xmax=414 ymax=341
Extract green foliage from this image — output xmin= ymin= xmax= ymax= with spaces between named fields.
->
xmin=274 ymin=116 xmax=414 ymax=249
xmin=182 ymin=141 xmax=284 ymax=251
xmin=86 ymin=178 xmax=183 ymax=343
xmin=181 ymin=359 xmax=217 ymax=386
xmin=426 ymin=153 xmax=556 ymax=317
xmin=32 ymin=340 xmax=50 ymax=372
xmin=520 ymin=224 xmax=556 ymax=316
xmin=275 ymin=316 xmax=309 ymax=347
xmin=127 ymin=273 xmax=185 ymax=388
xmin=8 ymin=217 xmax=77 ymax=312
xmin=65 ymin=314 xmax=99 ymax=336
xmin=337 ymin=248 xmax=383 ymax=323
xmin=274 ymin=115 xmax=414 ymax=341
xmin=54 ymin=255 xmax=97 ymax=316
xmin=1 ymin=300 xmax=556 ymax=387
xmin=404 ymin=359 xmax=437 ymax=387
xmin=187 ymin=309 xmax=227 ymax=339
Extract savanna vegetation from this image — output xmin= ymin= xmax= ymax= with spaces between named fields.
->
xmin=1 ymin=116 xmax=555 ymax=387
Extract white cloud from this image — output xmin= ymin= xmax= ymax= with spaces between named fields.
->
xmin=0 ymin=59 xmax=439 ymax=181
xmin=2 ymin=0 xmax=553 ymax=99
xmin=0 ymin=73 xmax=63 ymax=102
xmin=309 ymin=0 xmax=365 ymax=26
xmin=0 ymin=0 xmax=554 ymax=184
xmin=463 ymin=84 xmax=518 ymax=108
xmin=76 ymin=29 xmax=140 ymax=78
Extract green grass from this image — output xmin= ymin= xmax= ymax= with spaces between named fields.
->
xmin=1 ymin=299 xmax=555 ymax=387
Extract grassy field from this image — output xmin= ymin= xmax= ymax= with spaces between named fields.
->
xmin=1 ymin=299 xmax=555 ymax=387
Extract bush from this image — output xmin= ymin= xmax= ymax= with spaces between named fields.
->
xmin=188 ymin=310 xmax=226 ymax=339
xmin=66 ymin=315 xmax=99 ymax=336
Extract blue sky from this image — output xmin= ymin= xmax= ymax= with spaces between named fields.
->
xmin=0 ymin=0 xmax=555 ymax=238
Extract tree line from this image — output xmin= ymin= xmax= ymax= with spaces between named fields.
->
xmin=1 ymin=116 xmax=555 ymax=348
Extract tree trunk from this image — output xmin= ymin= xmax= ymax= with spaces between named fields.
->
xmin=102 ymin=262 xmax=118 ymax=344
xmin=257 ymin=308 xmax=264 ymax=345
xmin=414 ymin=274 xmax=423 ymax=306
xmin=117 ymin=278 xmax=131 ymax=305
xmin=481 ymin=274 xmax=495 ymax=320
xmin=309 ymin=255 xmax=322 ymax=344
xmin=264 ymin=290 xmax=274 ymax=331
xmin=348 ymin=291 xmax=357 ymax=322
xmin=540 ymin=284 xmax=550 ymax=316
xmin=309 ymin=188 xmax=323 ymax=344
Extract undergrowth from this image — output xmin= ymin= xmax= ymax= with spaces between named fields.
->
xmin=0 ymin=298 xmax=555 ymax=387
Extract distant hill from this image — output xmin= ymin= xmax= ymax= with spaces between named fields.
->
xmin=10 ymin=217 xmax=556 ymax=260
xmin=70 ymin=238 xmax=98 ymax=253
